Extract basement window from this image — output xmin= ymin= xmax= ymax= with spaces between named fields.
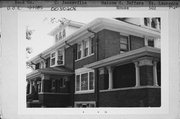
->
xmin=75 ymin=101 xmax=96 ymax=107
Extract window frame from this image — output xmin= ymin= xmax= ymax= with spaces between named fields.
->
xmin=75 ymin=69 xmax=95 ymax=93
xmin=120 ymin=34 xmax=129 ymax=53
xmin=57 ymin=48 xmax=64 ymax=65
xmin=145 ymin=37 xmax=155 ymax=47
xmin=55 ymin=28 xmax=66 ymax=42
xmin=74 ymin=101 xmax=96 ymax=107
xmin=50 ymin=48 xmax=65 ymax=67
xmin=76 ymin=38 xmax=94 ymax=61
xmin=50 ymin=51 xmax=56 ymax=67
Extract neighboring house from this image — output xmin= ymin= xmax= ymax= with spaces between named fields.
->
xmin=26 ymin=17 xmax=161 ymax=107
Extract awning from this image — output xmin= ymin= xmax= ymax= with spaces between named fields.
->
xmin=26 ymin=67 xmax=74 ymax=79
xmin=84 ymin=46 xmax=160 ymax=69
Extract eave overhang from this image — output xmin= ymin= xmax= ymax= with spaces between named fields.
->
xmin=84 ymin=47 xmax=160 ymax=69
xmin=28 ymin=18 xmax=161 ymax=64
xmin=26 ymin=67 xmax=74 ymax=80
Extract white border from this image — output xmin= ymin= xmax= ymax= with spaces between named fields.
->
xmin=18 ymin=10 xmax=169 ymax=115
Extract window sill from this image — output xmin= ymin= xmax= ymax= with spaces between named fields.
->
xmin=75 ymin=90 xmax=94 ymax=94
xmin=50 ymin=63 xmax=65 ymax=67
xmin=75 ymin=53 xmax=94 ymax=62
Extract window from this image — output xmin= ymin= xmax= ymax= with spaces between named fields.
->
xmin=55 ymin=29 xmax=66 ymax=42
xmin=77 ymin=43 xmax=82 ymax=59
xmin=76 ymin=75 xmax=80 ymax=91
xmin=75 ymin=70 xmax=94 ymax=93
xmin=83 ymin=40 xmax=89 ymax=57
xmin=144 ymin=18 xmax=150 ymax=26
xmin=81 ymin=73 xmax=88 ymax=90
xmin=55 ymin=34 xmax=59 ymax=42
xmin=50 ymin=48 xmax=64 ymax=67
xmin=148 ymin=39 xmax=154 ymax=47
xmin=37 ymin=81 xmax=41 ymax=93
xmin=57 ymin=49 xmax=64 ymax=65
xmin=50 ymin=52 xmax=56 ymax=66
xmin=120 ymin=35 xmax=129 ymax=53
xmin=89 ymin=38 xmax=94 ymax=54
xmin=75 ymin=102 xmax=96 ymax=107
xmin=145 ymin=37 xmax=155 ymax=47
xmin=89 ymin=72 xmax=94 ymax=90
xmin=144 ymin=18 xmax=160 ymax=29
xmin=40 ymin=61 xmax=45 ymax=69
xmin=51 ymin=80 xmax=56 ymax=90
xmin=76 ymin=38 xmax=94 ymax=60
xmin=60 ymin=78 xmax=65 ymax=88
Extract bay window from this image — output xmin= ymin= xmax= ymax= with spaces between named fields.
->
xmin=75 ymin=70 xmax=94 ymax=93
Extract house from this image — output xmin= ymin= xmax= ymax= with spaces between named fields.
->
xmin=26 ymin=17 xmax=161 ymax=107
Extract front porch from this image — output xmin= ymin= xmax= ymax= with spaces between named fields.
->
xmin=26 ymin=67 xmax=74 ymax=107
xmin=85 ymin=46 xmax=161 ymax=107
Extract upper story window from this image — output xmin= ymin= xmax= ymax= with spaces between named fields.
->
xmin=83 ymin=40 xmax=89 ymax=57
xmin=77 ymin=43 xmax=83 ymax=59
xmin=144 ymin=18 xmax=160 ymax=30
xmin=55 ymin=29 xmax=66 ymax=42
xmin=76 ymin=38 xmax=94 ymax=60
xmin=120 ymin=35 xmax=129 ymax=53
xmin=57 ymin=49 xmax=64 ymax=65
xmin=145 ymin=37 xmax=155 ymax=47
xmin=50 ymin=52 xmax=56 ymax=66
xmin=40 ymin=61 xmax=45 ymax=69
xmin=50 ymin=48 xmax=64 ymax=67
xmin=75 ymin=69 xmax=94 ymax=93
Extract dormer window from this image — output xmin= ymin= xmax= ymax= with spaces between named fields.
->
xmin=144 ymin=18 xmax=160 ymax=30
xmin=50 ymin=48 xmax=64 ymax=67
xmin=55 ymin=29 xmax=66 ymax=42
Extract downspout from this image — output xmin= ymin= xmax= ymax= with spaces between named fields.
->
xmin=95 ymin=33 xmax=99 ymax=107
xmin=87 ymin=29 xmax=99 ymax=107
xmin=65 ymin=41 xmax=75 ymax=107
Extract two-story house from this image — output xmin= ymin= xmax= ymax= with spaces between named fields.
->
xmin=26 ymin=17 xmax=161 ymax=108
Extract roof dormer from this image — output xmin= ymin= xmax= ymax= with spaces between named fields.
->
xmin=49 ymin=20 xmax=85 ymax=44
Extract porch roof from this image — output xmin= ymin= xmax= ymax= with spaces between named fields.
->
xmin=84 ymin=46 xmax=160 ymax=69
xmin=26 ymin=67 xmax=74 ymax=79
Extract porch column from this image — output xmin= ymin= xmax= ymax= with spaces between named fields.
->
xmin=41 ymin=80 xmax=44 ymax=93
xmin=29 ymin=80 xmax=33 ymax=94
xmin=134 ymin=62 xmax=140 ymax=87
xmin=40 ymin=74 xmax=49 ymax=93
xmin=107 ymin=66 xmax=113 ymax=90
xmin=153 ymin=61 xmax=158 ymax=86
